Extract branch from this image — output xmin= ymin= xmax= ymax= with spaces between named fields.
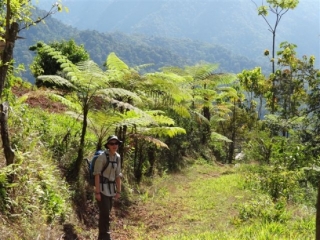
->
xmin=19 ymin=4 xmax=61 ymax=32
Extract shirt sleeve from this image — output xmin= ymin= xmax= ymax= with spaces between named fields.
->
xmin=93 ymin=153 xmax=106 ymax=175
xmin=116 ymin=153 xmax=122 ymax=177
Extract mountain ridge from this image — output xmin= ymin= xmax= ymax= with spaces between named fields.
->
xmin=14 ymin=7 xmax=264 ymax=82
xmin=36 ymin=0 xmax=320 ymax=61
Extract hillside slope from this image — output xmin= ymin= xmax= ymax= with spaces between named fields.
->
xmin=14 ymin=8 xmax=263 ymax=83
xmin=36 ymin=0 xmax=320 ymax=61
xmin=105 ymin=163 xmax=314 ymax=240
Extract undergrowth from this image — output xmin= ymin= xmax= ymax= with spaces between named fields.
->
xmin=115 ymin=161 xmax=316 ymax=240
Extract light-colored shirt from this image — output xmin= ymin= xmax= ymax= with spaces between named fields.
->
xmin=93 ymin=150 xmax=121 ymax=196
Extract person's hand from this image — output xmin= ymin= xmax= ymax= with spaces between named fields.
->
xmin=95 ymin=192 xmax=101 ymax=201
xmin=114 ymin=192 xmax=121 ymax=201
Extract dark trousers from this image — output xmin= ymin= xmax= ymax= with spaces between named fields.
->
xmin=97 ymin=194 xmax=113 ymax=240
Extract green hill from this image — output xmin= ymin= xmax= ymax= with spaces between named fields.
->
xmin=36 ymin=0 xmax=320 ymax=62
xmin=15 ymin=8 xmax=266 ymax=83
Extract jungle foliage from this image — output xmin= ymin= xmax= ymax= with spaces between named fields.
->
xmin=0 ymin=0 xmax=319 ymax=239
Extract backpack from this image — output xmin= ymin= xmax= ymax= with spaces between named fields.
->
xmin=86 ymin=150 xmax=120 ymax=188
xmin=86 ymin=150 xmax=105 ymax=186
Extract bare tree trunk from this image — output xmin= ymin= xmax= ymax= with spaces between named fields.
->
xmin=0 ymin=21 xmax=19 ymax=167
xmin=227 ymin=100 xmax=237 ymax=164
xmin=116 ymin=125 xmax=126 ymax=169
xmin=0 ymin=102 xmax=14 ymax=166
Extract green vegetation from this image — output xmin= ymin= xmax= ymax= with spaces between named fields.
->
xmin=15 ymin=8 xmax=263 ymax=82
xmin=112 ymin=162 xmax=314 ymax=239
xmin=0 ymin=0 xmax=319 ymax=239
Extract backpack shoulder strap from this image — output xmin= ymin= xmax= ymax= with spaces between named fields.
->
xmin=101 ymin=151 xmax=110 ymax=174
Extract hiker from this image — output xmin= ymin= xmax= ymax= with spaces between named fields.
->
xmin=93 ymin=135 xmax=122 ymax=240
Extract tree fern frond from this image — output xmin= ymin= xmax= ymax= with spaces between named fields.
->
xmin=130 ymin=134 xmax=169 ymax=149
xmin=218 ymin=87 xmax=239 ymax=98
xmin=97 ymin=88 xmax=142 ymax=103
xmin=114 ymin=117 xmax=154 ymax=128
xmin=150 ymin=115 xmax=175 ymax=126
xmin=191 ymin=111 xmax=210 ymax=124
xmin=88 ymin=110 xmax=123 ymax=125
xmin=144 ymin=72 xmax=193 ymax=102
xmin=36 ymin=75 xmax=76 ymax=90
xmin=211 ymin=132 xmax=232 ymax=142
xmin=133 ymin=63 xmax=154 ymax=72
xmin=65 ymin=111 xmax=82 ymax=121
xmin=145 ymin=110 xmax=166 ymax=115
xmin=185 ymin=63 xmax=219 ymax=80
xmin=210 ymin=115 xmax=228 ymax=123
xmin=60 ymin=62 xmax=75 ymax=69
xmin=209 ymin=73 xmax=237 ymax=85
xmin=47 ymin=93 xmax=82 ymax=112
xmin=106 ymin=52 xmax=129 ymax=71
xmin=144 ymin=136 xmax=169 ymax=148
xmin=142 ymin=126 xmax=186 ymax=138
xmin=215 ymin=104 xmax=233 ymax=114
xmin=76 ymin=60 xmax=103 ymax=72
xmin=171 ymin=105 xmax=191 ymax=118
xmin=87 ymin=110 xmax=124 ymax=136
xmin=108 ymin=99 xmax=154 ymax=121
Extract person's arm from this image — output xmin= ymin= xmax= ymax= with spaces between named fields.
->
xmin=94 ymin=154 xmax=104 ymax=201
xmin=94 ymin=174 xmax=101 ymax=201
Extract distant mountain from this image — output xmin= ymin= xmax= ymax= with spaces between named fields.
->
xmin=36 ymin=0 xmax=320 ymax=62
xmin=14 ymin=8 xmax=262 ymax=83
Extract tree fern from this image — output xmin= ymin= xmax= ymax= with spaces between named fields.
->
xmin=106 ymin=52 xmax=130 ymax=72
xmin=211 ymin=132 xmax=232 ymax=143
xmin=36 ymin=75 xmax=76 ymax=90
xmin=97 ymin=88 xmax=142 ymax=103
xmin=129 ymin=134 xmax=169 ymax=149
xmin=141 ymin=126 xmax=186 ymax=138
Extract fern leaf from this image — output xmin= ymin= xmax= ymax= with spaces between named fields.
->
xmin=211 ymin=132 xmax=232 ymax=143
xmin=97 ymin=88 xmax=142 ymax=103
xmin=47 ymin=93 xmax=82 ymax=112
xmin=106 ymin=52 xmax=129 ymax=71
xmin=36 ymin=75 xmax=76 ymax=90
xmin=130 ymin=134 xmax=169 ymax=149
xmin=171 ymin=105 xmax=191 ymax=118
xmin=151 ymin=115 xmax=175 ymax=126
xmin=142 ymin=127 xmax=186 ymax=138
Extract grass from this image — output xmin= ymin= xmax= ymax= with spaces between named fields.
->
xmin=0 ymin=157 xmax=315 ymax=239
xmin=111 ymin=161 xmax=315 ymax=240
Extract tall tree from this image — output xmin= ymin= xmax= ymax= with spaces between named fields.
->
xmin=35 ymin=46 xmax=142 ymax=179
xmin=0 ymin=0 xmax=64 ymax=166
xmin=252 ymin=0 xmax=299 ymax=113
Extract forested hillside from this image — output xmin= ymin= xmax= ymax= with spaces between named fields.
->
xmin=15 ymin=8 xmax=262 ymax=83
xmin=1 ymin=1 xmax=320 ymax=239
xmin=36 ymin=0 xmax=320 ymax=62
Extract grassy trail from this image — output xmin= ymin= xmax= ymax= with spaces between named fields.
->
xmin=111 ymin=163 xmax=253 ymax=239
xmin=107 ymin=162 xmax=315 ymax=240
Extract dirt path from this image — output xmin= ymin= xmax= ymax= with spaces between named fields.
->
xmin=110 ymin=163 xmax=245 ymax=240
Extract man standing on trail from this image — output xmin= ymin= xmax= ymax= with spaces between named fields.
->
xmin=94 ymin=135 xmax=122 ymax=240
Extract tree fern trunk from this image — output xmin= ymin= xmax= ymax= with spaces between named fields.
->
xmin=72 ymin=104 xmax=88 ymax=181
xmin=147 ymin=147 xmax=156 ymax=177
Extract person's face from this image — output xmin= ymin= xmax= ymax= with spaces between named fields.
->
xmin=107 ymin=141 xmax=119 ymax=150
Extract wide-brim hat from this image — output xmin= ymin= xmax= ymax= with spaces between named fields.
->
xmin=105 ymin=135 xmax=123 ymax=146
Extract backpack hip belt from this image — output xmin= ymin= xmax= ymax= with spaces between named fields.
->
xmin=101 ymin=176 xmax=116 ymax=193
